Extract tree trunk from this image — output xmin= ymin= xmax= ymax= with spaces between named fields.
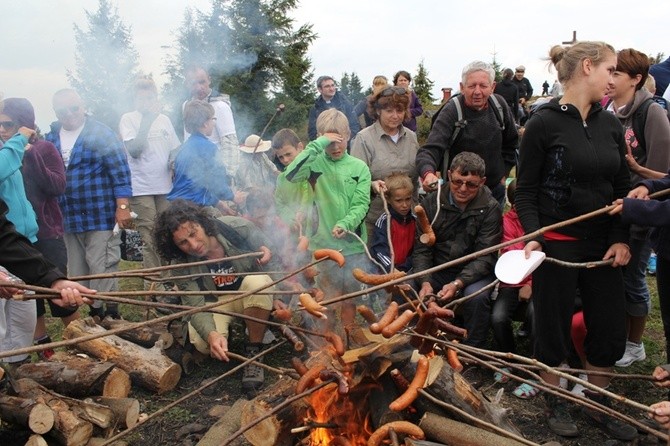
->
xmin=0 ymin=395 xmax=54 ymax=434
xmin=93 ymin=367 xmax=132 ymax=399
xmin=62 ymin=318 xmax=181 ymax=394
xmin=16 ymin=355 xmax=116 ymax=398
xmin=99 ymin=317 xmax=173 ymax=349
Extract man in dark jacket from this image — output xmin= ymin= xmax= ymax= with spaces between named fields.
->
xmin=307 ymin=76 xmax=360 ymax=141
xmin=417 ymin=61 xmax=518 ymax=204
xmin=414 ymin=152 xmax=502 ymax=348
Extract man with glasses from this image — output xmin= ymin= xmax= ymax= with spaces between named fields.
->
xmin=307 ymin=75 xmax=360 ymax=141
xmin=414 ymin=152 xmax=502 ymax=348
xmin=46 ymin=89 xmax=132 ymax=320
xmin=417 ymin=61 xmax=518 ymax=205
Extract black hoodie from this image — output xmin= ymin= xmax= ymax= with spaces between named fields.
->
xmin=515 ymin=99 xmax=630 ymax=246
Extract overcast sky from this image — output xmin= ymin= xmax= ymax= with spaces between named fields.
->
xmin=3 ymin=0 xmax=668 ymax=131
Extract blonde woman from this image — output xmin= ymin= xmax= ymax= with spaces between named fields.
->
xmin=515 ymin=41 xmax=636 ymax=441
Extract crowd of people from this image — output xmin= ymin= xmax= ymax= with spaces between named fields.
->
xmin=2 ymin=44 xmax=670 ymax=440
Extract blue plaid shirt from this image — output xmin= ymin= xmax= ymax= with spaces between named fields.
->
xmin=46 ymin=117 xmax=132 ymax=233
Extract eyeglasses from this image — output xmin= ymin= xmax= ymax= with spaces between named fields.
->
xmin=0 ymin=121 xmax=17 ymax=130
xmin=450 ymin=178 xmax=481 ymax=190
xmin=380 ymin=86 xmax=407 ymax=97
xmin=54 ymin=105 xmax=80 ymax=116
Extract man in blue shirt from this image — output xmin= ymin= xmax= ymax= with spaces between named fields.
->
xmin=46 ymin=89 xmax=132 ymax=319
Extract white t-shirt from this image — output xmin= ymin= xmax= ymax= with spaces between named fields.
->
xmin=59 ymin=123 xmax=85 ymax=168
xmin=663 ymin=86 xmax=670 ymax=102
xmin=119 ymin=111 xmax=181 ymax=196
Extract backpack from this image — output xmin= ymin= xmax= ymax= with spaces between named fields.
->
xmin=430 ymin=93 xmax=507 ymax=173
xmin=430 ymin=93 xmax=506 ymax=146
xmin=632 ymin=96 xmax=670 ymax=152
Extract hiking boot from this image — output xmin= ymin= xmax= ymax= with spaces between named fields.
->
xmin=242 ymin=343 xmax=265 ymax=396
xmin=615 ymin=341 xmax=646 ymax=367
xmin=582 ymin=390 xmax=637 ymax=441
xmin=35 ymin=336 xmax=54 ymax=360
xmin=544 ymin=394 xmax=579 ymax=437
xmin=88 ymin=305 xmax=105 ymax=320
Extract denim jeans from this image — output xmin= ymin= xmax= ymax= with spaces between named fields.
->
xmin=623 ymin=231 xmax=652 ymax=317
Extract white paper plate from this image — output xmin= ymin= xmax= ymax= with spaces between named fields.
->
xmin=495 ymin=250 xmax=546 ymax=285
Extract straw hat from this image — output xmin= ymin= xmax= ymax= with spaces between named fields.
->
xmin=239 ymin=134 xmax=272 ymax=153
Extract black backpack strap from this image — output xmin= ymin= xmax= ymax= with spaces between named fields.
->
xmin=488 ymin=94 xmax=506 ymax=131
xmin=632 ymin=98 xmax=654 ymax=153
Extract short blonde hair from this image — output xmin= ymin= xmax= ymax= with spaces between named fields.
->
xmin=316 ymin=108 xmax=350 ymax=138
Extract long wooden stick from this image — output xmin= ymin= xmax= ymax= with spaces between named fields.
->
xmin=380 ymin=192 xmax=396 ymax=270
xmin=0 ymin=256 xmax=328 ymax=360
xmin=319 ymin=188 xmax=670 ymax=308
xmin=68 ymin=252 xmax=264 ymax=281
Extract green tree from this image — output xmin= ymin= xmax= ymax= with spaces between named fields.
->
xmin=67 ymin=0 xmax=139 ymax=129
xmin=163 ymin=0 xmax=316 ymax=139
xmin=339 ymin=73 xmax=351 ymax=99
xmin=491 ymin=56 xmax=503 ymax=83
xmin=348 ymin=73 xmax=365 ymax=104
xmin=650 ymin=52 xmax=666 ymax=65
xmin=413 ymin=60 xmax=435 ymax=105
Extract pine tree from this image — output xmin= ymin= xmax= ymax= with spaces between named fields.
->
xmin=162 ymin=0 xmax=316 ymax=137
xmin=339 ymin=73 xmax=351 ymax=99
xmin=348 ymin=73 xmax=365 ymax=104
xmin=413 ymin=60 xmax=435 ymax=105
xmin=67 ymin=0 xmax=139 ymax=129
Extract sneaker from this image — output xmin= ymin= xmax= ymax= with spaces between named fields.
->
xmin=35 ymin=336 xmax=54 ymax=360
xmin=570 ymin=374 xmax=588 ymax=398
xmin=242 ymin=344 xmax=265 ymax=396
xmin=615 ymin=341 xmax=646 ymax=367
xmin=545 ymin=394 xmax=579 ymax=437
xmin=648 ymin=253 xmax=657 ymax=275
xmin=582 ymin=390 xmax=637 ymax=441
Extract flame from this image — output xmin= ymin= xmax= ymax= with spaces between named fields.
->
xmin=308 ymin=380 xmax=372 ymax=445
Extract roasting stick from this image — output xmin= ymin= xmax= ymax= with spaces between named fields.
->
xmin=68 ymin=251 xmax=264 ymax=281
xmin=0 ymin=256 xmax=330 ymax=360
xmin=96 ymin=340 xmax=289 ymax=446
xmin=319 ymin=188 xmax=670 ymax=309
xmin=27 ymin=289 xmax=300 ymax=299
xmin=379 ymin=191 xmax=396 ymax=270
xmin=344 ymin=229 xmax=385 ymax=272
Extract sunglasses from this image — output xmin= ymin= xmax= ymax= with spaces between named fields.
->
xmin=450 ymin=178 xmax=481 ymax=190
xmin=55 ymin=105 xmax=81 ymax=116
xmin=380 ymin=86 xmax=407 ymax=96
xmin=0 ymin=120 xmax=17 ymax=130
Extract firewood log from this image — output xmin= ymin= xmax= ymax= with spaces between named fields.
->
xmin=63 ymin=318 xmax=181 ymax=394
xmin=24 ymin=434 xmax=48 ymax=446
xmin=99 ymin=318 xmax=173 ymax=349
xmin=86 ymin=397 xmax=139 ymax=429
xmin=13 ymin=378 xmax=114 ymax=430
xmin=0 ymin=395 xmax=54 ymax=434
xmin=419 ymin=412 xmax=526 ymax=446
xmin=196 ymin=399 xmax=248 ymax=446
xmin=16 ymin=355 xmax=116 ymax=398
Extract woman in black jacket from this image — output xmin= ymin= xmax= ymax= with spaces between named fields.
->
xmin=515 ymin=41 xmax=636 ymax=441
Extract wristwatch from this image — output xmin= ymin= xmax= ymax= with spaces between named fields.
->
xmin=118 ymin=204 xmax=129 ymax=210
